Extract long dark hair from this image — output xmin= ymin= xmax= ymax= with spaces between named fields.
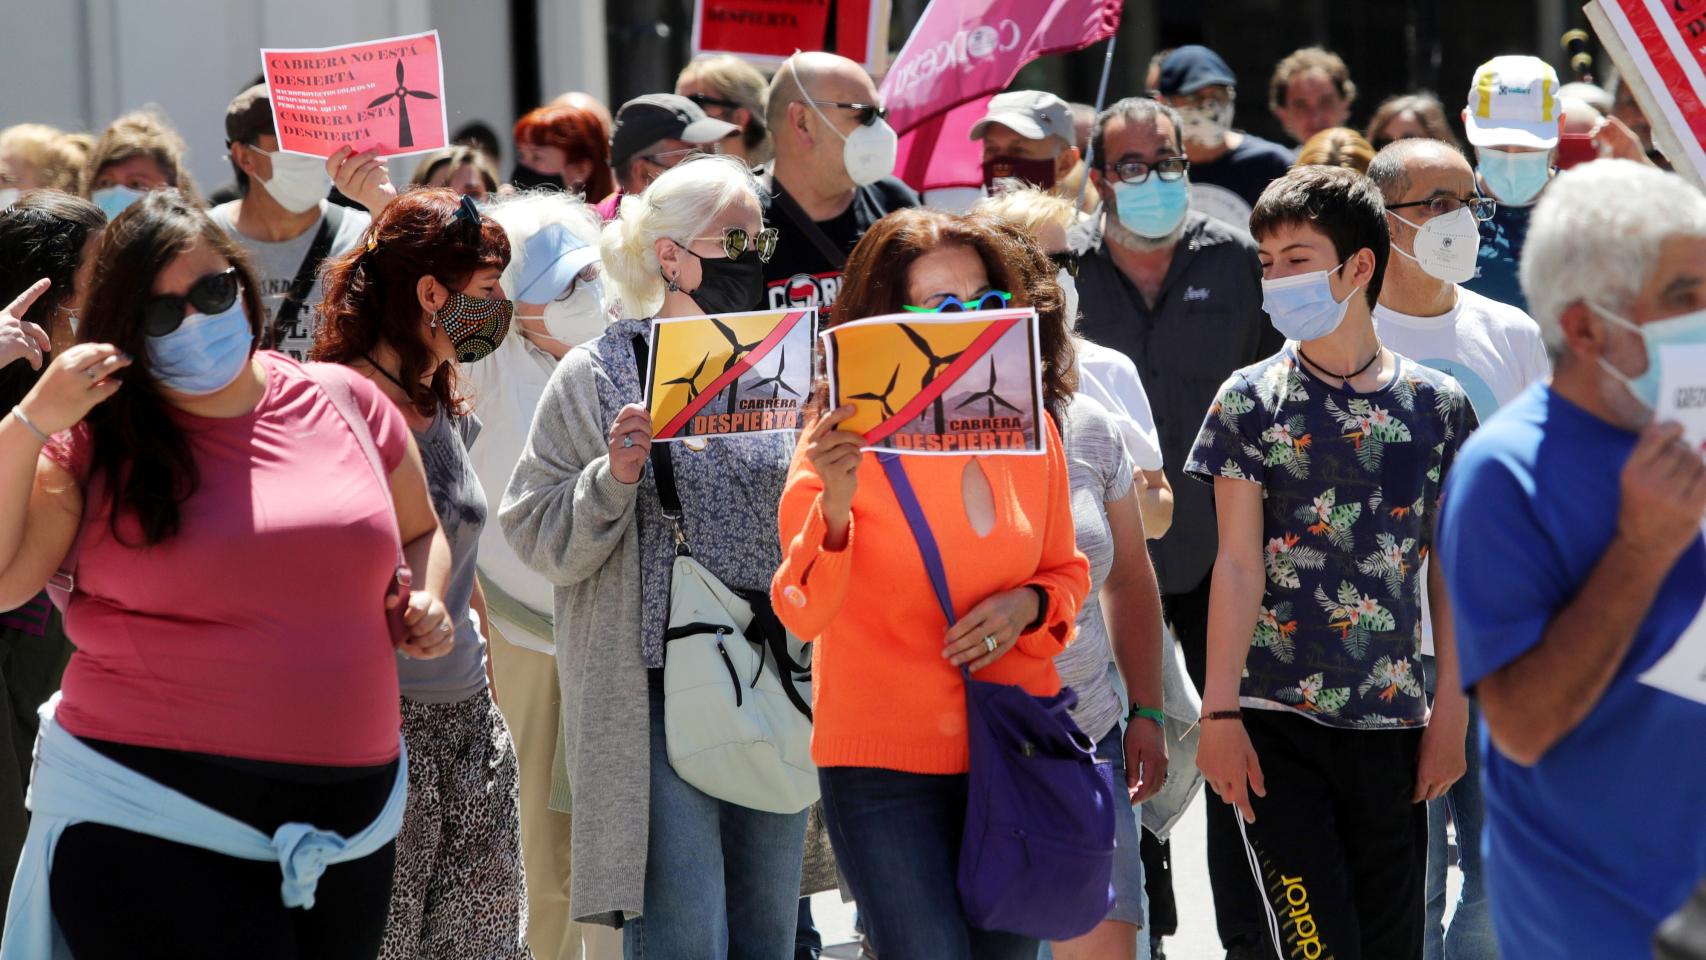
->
xmin=311 ymin=188 xmax=509 ymax=418
xmin=830 ymin=207 xmax=1075 ymax=425
xmin=0 ymin=192 xmax=106 ymax=409
xmin=78 ymin=189 xmax=267 ymax=546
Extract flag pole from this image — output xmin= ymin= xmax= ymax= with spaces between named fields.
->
xmin=1076 ymin=33 xmax=1119 ymax=211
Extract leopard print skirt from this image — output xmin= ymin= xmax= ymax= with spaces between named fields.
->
xmin=379 ymin=688 xmax=532 ymax=960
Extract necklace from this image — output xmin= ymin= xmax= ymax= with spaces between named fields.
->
xmin=1298 ymin=344 xmax=1382 ymax=386
xmin=362 ymin=353 xmax=413 ymax=394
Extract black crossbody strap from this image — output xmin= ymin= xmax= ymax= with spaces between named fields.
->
xmin=628 ymin=333 xmax=683 ymax=515
xmin=770 ymin=180 xmax=849 ymax=269
xmin=271 ymin=202 xmax=344 ymax=346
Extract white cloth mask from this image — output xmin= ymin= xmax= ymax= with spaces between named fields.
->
xmin=256 ymin=148 xmax=332 ymax=214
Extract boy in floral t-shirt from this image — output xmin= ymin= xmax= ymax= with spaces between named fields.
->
xmin=1186 ymin=166 xmax=1477 ymax=960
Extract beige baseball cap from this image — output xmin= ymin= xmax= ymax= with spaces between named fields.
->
xmin=969 ymin=90 xmax=1076 ymax=144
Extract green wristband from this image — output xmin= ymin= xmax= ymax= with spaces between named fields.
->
xmin=1126 ymin=703 xmax=1165 ymax=728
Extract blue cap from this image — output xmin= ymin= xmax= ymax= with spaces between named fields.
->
xmin=514 ymin=224 xmax=601 ymax=304
xmin=1158 ymin=46 xmax=1237 ymax=96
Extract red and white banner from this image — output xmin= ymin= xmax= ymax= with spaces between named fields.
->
xmin=1587 ymin=0 xmax=1706 ymax=187
xmin=691 ymin=0 xmax=890 ymax=74
xmin=261 ymin=31 xmax=447 ymax=158
xmin=879 ymin=0 xmax=1121 ymax=193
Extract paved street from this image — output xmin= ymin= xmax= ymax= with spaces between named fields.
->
xmin=811 ymin=788 xmax=1464 ymax=959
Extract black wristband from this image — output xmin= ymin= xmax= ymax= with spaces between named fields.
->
xmin=1023 ymin=584 xmax=1049 ymax=632
xmin=1201 ymin=709 xmax=1243 ymax=721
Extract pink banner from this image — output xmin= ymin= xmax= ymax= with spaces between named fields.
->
xmin=262 ymin=30 xmax=447 ymax=158
xmin=878 ymin=0 xmax=1121 ymax=136
xmin=894 ymin=96 xmax=992 ymax=192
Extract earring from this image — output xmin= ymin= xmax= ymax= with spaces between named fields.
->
xmin=665 ymin=273 xmax=680 ymax=294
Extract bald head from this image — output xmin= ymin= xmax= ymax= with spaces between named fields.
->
xmin=1560 ymin=96 xmax=1603 ymax=137
xmin=765 ymin=52 xmax=876 ymax=129
xmin=1367 ymin=137 xmax=1468 ymax=203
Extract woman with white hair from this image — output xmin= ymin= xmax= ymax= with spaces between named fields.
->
xmin=499 ymin=155 xmax=805 ymax=956
xmin=465 ymin=190 xmax=618 ymax=960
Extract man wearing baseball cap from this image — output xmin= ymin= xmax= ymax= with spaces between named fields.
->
xmin=1155 ymin=45 xmax=1294 ymax=235
xmin=595 ymin=93 xmax=738 ymax=219
xmin=1461 ymin=55 xmax=1565 ymax=315
xmin=969 ymin=91 xmax=1083 ymax=198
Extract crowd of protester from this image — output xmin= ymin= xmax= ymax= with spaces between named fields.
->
xmin=0 ymin=30 xmax=1702 ymax=960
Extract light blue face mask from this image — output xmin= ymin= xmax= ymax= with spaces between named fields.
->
xmin=1593 ymin=302 xmax=1706 ymax=409
xmin=1113 ymin=178 xmax=1190 ymax=239
xmin=146 ymin=297 xmax=254 ymax=396
xmin=91 ymin=185 xmax=145 ymax=220
xmin=1261 ymin=260 xmax=1361 ymax=342
xmin=1476 ymin=148 xmax=1552 ymax=206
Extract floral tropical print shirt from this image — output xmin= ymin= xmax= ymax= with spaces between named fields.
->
xmin=1186 ymin=347 xmax=1477 ymax=729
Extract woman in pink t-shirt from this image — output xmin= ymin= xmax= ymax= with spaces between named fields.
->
xmin=0 ymin=189 xmax=456 ymax=959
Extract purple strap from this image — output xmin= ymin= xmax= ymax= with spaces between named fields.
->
xmin=878 ymin=453 xmax=955 ymax=625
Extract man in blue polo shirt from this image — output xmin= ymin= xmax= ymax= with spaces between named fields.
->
xmin=1436 ymin=159 xmax=1706 ymax=959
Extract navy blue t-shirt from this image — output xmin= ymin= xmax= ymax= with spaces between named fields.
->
xmin=1462 ymin=202 xmax=1531 ymax=315
xmin=1188 ymin=134 xmax=1294 ymax=233
xmin=1437 ymin=384 xmax=1706 ymax=959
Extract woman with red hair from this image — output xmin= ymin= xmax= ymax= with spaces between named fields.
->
xmin=513 ymin=105 xmax=615 ymax=203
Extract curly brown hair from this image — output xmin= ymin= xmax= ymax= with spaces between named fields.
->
xmin=829 ymin=207 xmax=1076 ymax=425
xmin=311 ymin=188 xmax=509 ymax=418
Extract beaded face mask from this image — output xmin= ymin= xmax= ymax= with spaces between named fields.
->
xmin=435 ymin=291 xmax=513 ymax=363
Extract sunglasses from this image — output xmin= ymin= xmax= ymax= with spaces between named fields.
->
xmin=902 ymin=290 xmax=1013 ymax=314
xmin=686 ymin=93 xmax=742 ymax=112
xmin=676 ymin=227 xmax=780 ymax=263
xmin=802 ymin=99 xmax=889 ymax=127
xmin=641 ymin=145 xmax=717 ymax=169
xmin=1050 ymin=251 xmax=1080 ymax=279
xmin=143 ymin=268 xmax=239 ymax=336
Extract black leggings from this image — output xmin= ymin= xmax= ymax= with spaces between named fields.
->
xmin=49 ymin=738 xmax=398 ymax=960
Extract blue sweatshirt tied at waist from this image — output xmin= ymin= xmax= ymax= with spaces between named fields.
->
xmin=1 ymin=694 xmax=408 ymax=959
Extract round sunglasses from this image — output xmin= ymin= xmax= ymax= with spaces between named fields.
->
xmin=675 ymin=227 xmax=779 ymax=263
xmin=143 ymin=268 xmax=239 ymax=336
xmin=902 ymin=290 xmax=1013 ymax=314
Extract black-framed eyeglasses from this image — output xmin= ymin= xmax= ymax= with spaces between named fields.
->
xmin=143 ymin=268 xmax=239 ymax=336
xmin=1103 ymin=156 xmax=1190 ymax=185
xmin=640 ymin=145 xmax=717 ymax=169
xmin=903 ymin=290 xmax=1013 ymax=314
xmin=675 ymin=226 xmax=780 ymax=264
xmin=1050 ymin=251 xmax=1080 ymax=279
xmin=686 ymin=93 xmax=741 ymax=112
xmin=1386 ymin=195 xmax=1497 ymax=223
xmin=801 ymin=99 xmax=889 ymax=127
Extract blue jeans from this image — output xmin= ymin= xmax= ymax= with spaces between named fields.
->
xmin=624 ymin=670 xmax=809 ymax=960
xmin=819 ymin=765 xmax=1038 ymax=960
xmin=1422 ymin=656 xmax=1500 ymax=960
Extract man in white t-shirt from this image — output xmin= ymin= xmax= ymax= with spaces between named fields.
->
xmin=1368 ymin=136 xmax=1549 ymax=960
xmin=211 ymin=85 xmax=394 ymax=359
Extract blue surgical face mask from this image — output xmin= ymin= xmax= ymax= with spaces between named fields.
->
xmin=1261 ymin=260 xmax=1361 ymax=341
xmin=1112 ymin=178 xmax=1190 ymax=239
xmin=1593 ymin=303 xmax=1706 ymax=409
xmin=1476 ymin=148 xmax=1552 ymax=206
xmin=91 ymin=185 xmax=146 ymax=220
xmin=146 ymin=296 xmax=254 ymax=395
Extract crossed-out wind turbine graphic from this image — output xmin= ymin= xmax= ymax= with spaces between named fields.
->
xmin=956 ymin=360 xmax=1021 ymax=418
xmin=366 ymin=60 xmax=438 ymax=148
xmin=898 ymin=324 xmax=964 ymax=435
xmin=711 ymin=316 xmax=764 ymax=413
xmin=849 ymin=364 xmax=901 ymax=418
xmin=747 ymin=347 xmax=801 ymax=399
xmin=664 ymin=352 xmax=710 ymax=402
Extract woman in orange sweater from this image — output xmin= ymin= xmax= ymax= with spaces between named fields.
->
xmin=772 ymin=208 xmax=1090 ymax=959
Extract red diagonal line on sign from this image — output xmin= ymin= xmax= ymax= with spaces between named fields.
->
xmin=655 ymin=310 xmax=811 ymax=439
xmin=861 ymin=317 xmax=1021 ymax=445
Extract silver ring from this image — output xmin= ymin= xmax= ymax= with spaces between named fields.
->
xmin=439 ymin=621 xmax=452 ymax=635
xmin=85 ymin=367 xmax=99 ymax=381
xmin=622 ymin=434 xmax=635 ymax=448
xmin=982 ymin=634 xmax=997 ymax=653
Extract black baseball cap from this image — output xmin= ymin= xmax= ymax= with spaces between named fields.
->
xmin=1158 ymin=46 xmax=1238 ymax=96
xmin=609 ymin=94 xmax=739 ymax=168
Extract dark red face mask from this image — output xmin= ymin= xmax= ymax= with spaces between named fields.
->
xmin=982 ymin=155 xmax=1059 ymax=192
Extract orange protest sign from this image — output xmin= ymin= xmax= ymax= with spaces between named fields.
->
xmin=642 ymin=308 xmax=818 ymax=442
xmin=261 ymin=30 xmax=447 ymax=158
xmin=822 ymin=308 xmax=1043 ymax=456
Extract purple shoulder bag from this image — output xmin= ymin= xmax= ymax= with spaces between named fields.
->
xmin=877 ymin=452 xmax=1116 ymax=941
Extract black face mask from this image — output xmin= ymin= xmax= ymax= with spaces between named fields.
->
xmin=681 ymin=248 xmax=765 ymax=315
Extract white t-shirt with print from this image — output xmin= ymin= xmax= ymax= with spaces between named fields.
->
xmin=1373 ymin=284 xmax=1551 ymax=654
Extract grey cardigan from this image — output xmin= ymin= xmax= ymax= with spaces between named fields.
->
xmin=499 ymin=337 xmax=650 ymax=928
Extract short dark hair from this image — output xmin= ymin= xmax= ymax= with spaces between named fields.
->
xmin=1249 ymin=165 xmax=1388 ymax=308
xmin=1090 ymin=97 xmax=1183 ymax=169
